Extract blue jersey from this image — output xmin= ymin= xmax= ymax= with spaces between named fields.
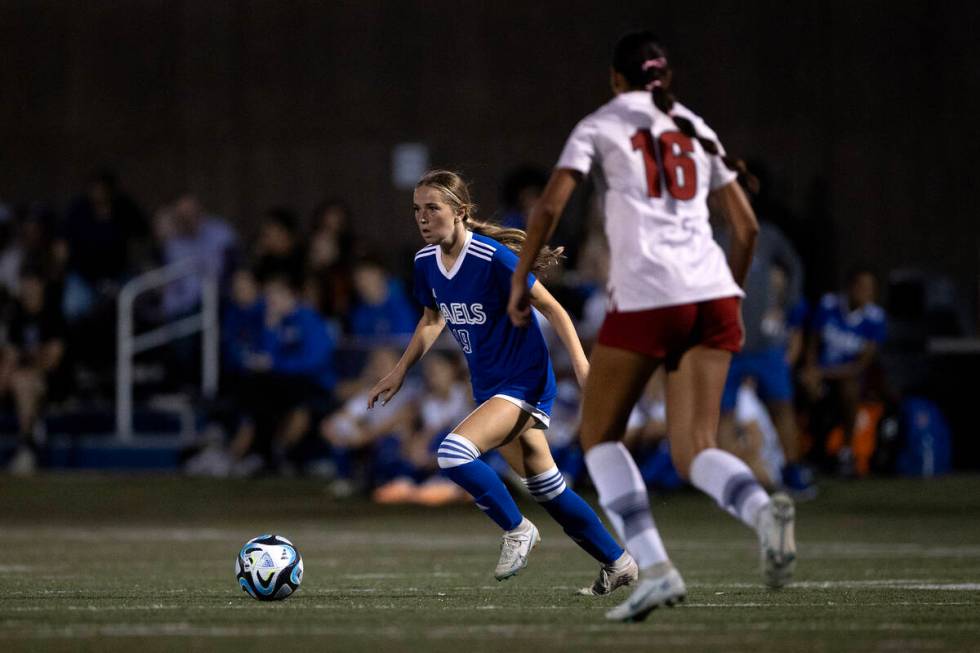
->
xmin=412 ymin=231 xmax=557 ymax=421
xmin=813 ymin=293 xmax=886 ymax=367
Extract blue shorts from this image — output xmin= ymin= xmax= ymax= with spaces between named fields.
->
xmin=721 ymin=347 xmax=794 ymax=412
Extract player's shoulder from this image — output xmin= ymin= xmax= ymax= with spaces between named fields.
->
xmin=414 ymin=243 xmax=438 ymax=265
xmin=469 ymin=232 xmax=502 ymax=262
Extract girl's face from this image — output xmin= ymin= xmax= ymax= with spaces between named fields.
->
xmin=413 ymin=185 xmax=462 ymax=245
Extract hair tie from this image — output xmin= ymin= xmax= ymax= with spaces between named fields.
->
xmin=641 ymin=57 xmax=667 ymax=71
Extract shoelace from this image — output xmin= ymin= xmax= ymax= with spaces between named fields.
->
xmin=499 ymin=533 xmax=528 ymax=565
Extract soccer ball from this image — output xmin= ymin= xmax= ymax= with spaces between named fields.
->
xmin=235 ymin=534 xmax=304 ymax=600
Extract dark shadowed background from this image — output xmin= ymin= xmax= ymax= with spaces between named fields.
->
xmin=1 ymin=0 xmax=978 ymax=302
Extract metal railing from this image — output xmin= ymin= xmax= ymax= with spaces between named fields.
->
xmin=116 ymin=259 xmax=219 ymax=440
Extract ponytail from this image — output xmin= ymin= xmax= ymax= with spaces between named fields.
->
xmin=615 ymin=30 xmax=759 ymax=193
xmin=465 ymin=217 xmax=564 ymax=273
xmin=652 ymin=86 xmax=759 ymax=193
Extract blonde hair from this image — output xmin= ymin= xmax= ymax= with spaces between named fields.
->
xmin=416 ymin=170 xmax=563 ymax=272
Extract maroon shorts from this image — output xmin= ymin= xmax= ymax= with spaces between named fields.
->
xmin=596 ymin=297 xmax=743 ymax=370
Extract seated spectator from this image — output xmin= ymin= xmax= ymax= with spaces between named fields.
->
xmin=253 ymin=207 xmax=304 ymax=283
xmin=58 ymin=170 xmax=148 ymax=321
xmin=2 ymin=267 xmax=69 ymax=474
xmin=320 ymin=347 xmax=420 ymax=495
xmin=801 ymin=268 xmax=887 ymax=476
xmin=220 ymin=267 xmax=264 ymax=378
xmin=372 ymin=350 xmax=471 ymax=505
xmin=348 ymin=258 xmax=418 ymax=339
xmin=304 ymin=199 xmax=356 ymax=321
xmin=224 ymin=270 xmax=336 ymax=474
xmin=156 ymin=195 xmax=237 ymax=319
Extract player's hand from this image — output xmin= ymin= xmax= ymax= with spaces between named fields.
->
xmin=508 ymin=274 xmax=532 ymax=327
xmin=367 ymin=369 xmax=405 ymax=409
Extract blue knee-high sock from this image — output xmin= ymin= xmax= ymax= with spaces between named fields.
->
xmin=437 ymin=434 xmax=523 ymax=531
xmin=525 ymin=467 xmax=624 ymax=565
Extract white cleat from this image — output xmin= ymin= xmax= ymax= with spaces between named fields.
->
xmin=578 ymin=551 xmax=639 ymax=596
xmin=494 ymin=518 xmax=540 ymax=581
xmin=604 ymin=561 xmax=686 ymax=622
xmin=757 ymin=491 xmax=796 ymax=588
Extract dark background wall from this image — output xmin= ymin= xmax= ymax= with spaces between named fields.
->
xmin=1 ymin=0 xmax=978 ymax=311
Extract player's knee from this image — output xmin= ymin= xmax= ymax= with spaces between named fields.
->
xmin=436 ymin=433 xmax=481 ymax=470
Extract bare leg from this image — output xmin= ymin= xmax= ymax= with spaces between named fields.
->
xmin=579 ymin=345 xmax=660 ymax=451
xmin=665 ymin=346 xmax=731 ymax=478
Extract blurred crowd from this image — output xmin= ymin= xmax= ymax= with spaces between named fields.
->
xmin=0 ymin=166 xmax=955 ymax=497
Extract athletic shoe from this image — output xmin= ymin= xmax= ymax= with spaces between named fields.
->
xmin=605 ymin=561 xmax=686 ymax=622
xmin=781 ymin=463 xmax=818 ymax=502
xmin=494 ymin=518 xmax=540 ymax=581
xmin=757 ymin=491 xmax=796 ymax=588
xmin=578 ymin=551 xmax=639 ymax=596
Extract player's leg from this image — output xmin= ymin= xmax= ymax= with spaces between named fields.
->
xmin=666 ymin=344 xmax=795 ymax=588
xmin=578 ymin=343 xmax=685 ymax=621
xmin=437 ymin=398 xmax=538 ymax=580
xmin=498 ymin=429 xmax=637 ymax=595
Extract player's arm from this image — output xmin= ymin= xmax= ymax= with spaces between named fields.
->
xmin=709 ymin=181 xmax=759 ymax=287
xmin=528 ymin=279 xmax=590 ymax=387
xmin=508 ymin=168 xmax=581 ymax=326
xmin=367 ymin=307 xmax=445 ymax=408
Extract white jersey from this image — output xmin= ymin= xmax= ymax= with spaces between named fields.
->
xmin=557 ymin=91 xmax=743 ymax=311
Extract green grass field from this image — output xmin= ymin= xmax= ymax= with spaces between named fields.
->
xmin=1 ymin=474 xmax=979 ymax=652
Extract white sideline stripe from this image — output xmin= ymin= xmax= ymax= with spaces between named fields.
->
xmin=10 ymin=620 xmax=980 ymax=640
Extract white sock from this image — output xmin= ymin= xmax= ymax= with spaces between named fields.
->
xmin=584 ymin=442 xmax=669 ymax=570
xmin=689 ymin=448 xmax=770 ymax=529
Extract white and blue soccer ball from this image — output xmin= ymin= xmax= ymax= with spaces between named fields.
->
xmin=235 ymin=534 xmax=304 ymax=601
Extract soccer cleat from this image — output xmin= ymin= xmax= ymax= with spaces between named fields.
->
xmin=605 ymin=561 xmax=686 ymax=622
xmin=757 ymin=491 xmax=796 ymax=588
xmin=578 ymin=551 xmax=639 ymax=596
xmin=494 ymin=518 xmax=540 ymax=581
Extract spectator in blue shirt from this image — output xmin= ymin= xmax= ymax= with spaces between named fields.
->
xmin=802 ymin=269 xmax=887 ymax=476
xmin=227 ymin=269 xmax=336 ymax=473
xmin=348 ymin=259 xmax=417 ymax=339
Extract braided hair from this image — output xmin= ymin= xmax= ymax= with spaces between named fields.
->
xmin=612 ymin=31 xmax=758 ymax=192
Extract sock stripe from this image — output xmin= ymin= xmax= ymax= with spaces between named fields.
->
xmin=722 ymin=473 xmax=762 ymax=516
xmin=605 ymin=492 xmax=655 ymax=541
xmin=437 ymin=442 xmax=475 ymax=458
xmin=526 ymin=473 xmax=563 ymax=489
xmin=437 ymin=434 xmax=481 ymax=470
xmin=442 ymin=434 xmax=480 ymax=457
xmin=529 ymin=476 xmax=564 ymax=494
xmin=523 ymin=467 xmax=567 ymax=502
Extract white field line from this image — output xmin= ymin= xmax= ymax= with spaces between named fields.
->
xmin=3 ymin=620 xmax=980 ymax=640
